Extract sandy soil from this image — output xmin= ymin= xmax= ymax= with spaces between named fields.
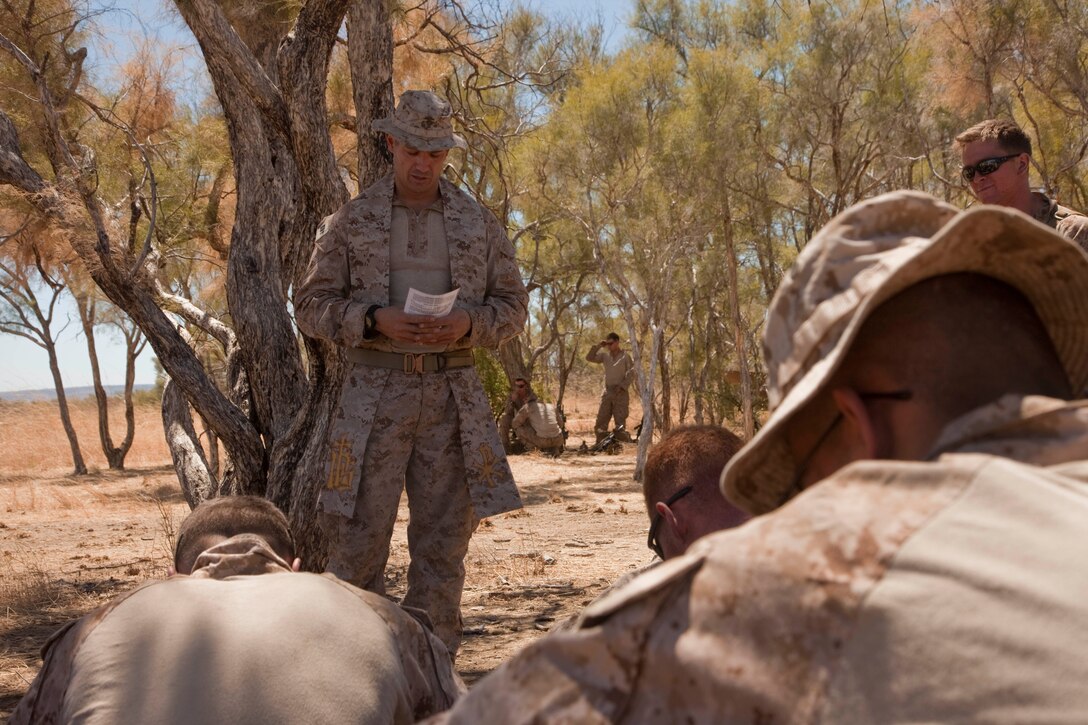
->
xmin=0 ymin=442 xmax=652 ymax=715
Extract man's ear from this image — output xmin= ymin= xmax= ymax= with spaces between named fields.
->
xmin=291 ymin=558 xmax=302 ymax=572
xmin=831 ymin=387 xmax=880 ymax=459
xmin=385 ymin=134 xmax=395 ymax=153
xmin=1016 ymin=153 xmax=1030 ymax=176
xmin=654 ymin=501 xmax=687 ymax=557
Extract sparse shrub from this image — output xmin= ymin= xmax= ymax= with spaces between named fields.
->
xmin=0 ymin=557 xmax=67 ymax=616
xmin=473 ymin=348 xmax=508 ymax=419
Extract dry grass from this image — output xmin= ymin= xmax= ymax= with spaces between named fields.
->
xmin=0 ymin=398 xmax=171 ymax=476
xmin=1 ymin=553 xmax=69 ymax=617
xmin=149 ymin=494 xmax=181 ymax=564
xmin=0 ymin=551 xmax=103 ymax=714
xmin=0 ymin=386 xmax=639 ymax=477
xmin=0 ymin=383 xmax=653 ymax=711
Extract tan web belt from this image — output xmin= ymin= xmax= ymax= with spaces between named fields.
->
xmin=344 ymin=348 xmax=474 ymax=374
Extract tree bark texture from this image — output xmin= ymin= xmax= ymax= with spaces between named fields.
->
xmin=47 ymin=342 xmax=88 ymax=476
xmin=0 ymin=1 xmax=395 ymax=567
xmin=162 ymin=379 xmax=218 ymax=509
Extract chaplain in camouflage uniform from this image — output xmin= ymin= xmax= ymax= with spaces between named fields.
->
xmin=427 ymin=191 xmax=1088 ymax=723
xmin=295 ymin=90 xmax=527 ymax=654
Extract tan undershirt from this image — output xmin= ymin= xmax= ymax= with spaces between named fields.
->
xmin=390 ymin=197 xmax=453 ymax=353
xmin=61 ymin=573 xmax=416 ymax=724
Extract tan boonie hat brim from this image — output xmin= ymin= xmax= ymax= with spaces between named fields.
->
xmin=371 ymin=90 xmax=466 ymax=152
xmin=721 ymin=191 xmax=1088 ymax=515
xmin=372 ymin=116 xmax=466 ymax=151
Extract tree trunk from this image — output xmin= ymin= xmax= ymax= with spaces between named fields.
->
xmin=2 ymin=0 xmax=394 ymax=568
xmin=632 ymin=324 xmax=664 ymax=481
xmin=722 ymin=219 xmax=755 ymax=439
xmin=114 ymin=328 xmax=145 ymax=467
xmin=162 ymin=378 xmax=218 ymax=508
xmin=46 ymin=341 xmax=87 ymax=475
xmin=656 ymin=341 xmax=671 ymax=435
xmin=74 ymin=291 xmax=129 ymax=469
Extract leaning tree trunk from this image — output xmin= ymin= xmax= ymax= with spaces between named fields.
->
xmin=0 ymin=0 xmax=393 ymax=568
xmin=173 ymin=0 xmax=393 ymax=567
xmin=46 ymin=341 xmax=87 ymax=475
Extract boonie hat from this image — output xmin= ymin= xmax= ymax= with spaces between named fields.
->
xmin=371 ymin=90 xmax=466 ymax=152
xmin=721 ymin=190 xmax=1088 ymax=515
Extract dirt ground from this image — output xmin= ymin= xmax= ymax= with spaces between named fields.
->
xmin=0 ymin=429 xmax=652 ymax=716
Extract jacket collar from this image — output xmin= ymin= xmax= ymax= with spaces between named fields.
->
xmin=188 ymin=534 xmax=293 ymax=579
xmin=927 ymin=395 xmax=1088 ymax=469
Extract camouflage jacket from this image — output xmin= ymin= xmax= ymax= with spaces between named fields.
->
xmin=428 ymin=395 xmax=1088 ymax=723
xmin=1032 ymin=190 xmax=1088 ymax=253
xmin=295 ymin=174 xmax=527 ymax=519
xmin=12 ymin=536 xmax=465 ymax=724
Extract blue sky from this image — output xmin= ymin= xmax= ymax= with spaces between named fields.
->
xmin=0 ymin=0 xmax=633 ymax=392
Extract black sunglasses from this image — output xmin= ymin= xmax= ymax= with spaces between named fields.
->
xmin=647 ymin=485 xmax=694 ymax=558
xmin=961 ymin=154 xmax=1019 ymax=183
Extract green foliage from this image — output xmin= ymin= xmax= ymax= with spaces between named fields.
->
xmin=5 ymin=0 xmax=1087 ymax=437
xmin=504 ymin=0 xmax=1088 ymax=433
xmin=473 ymin=347 xmax=510 ymax=420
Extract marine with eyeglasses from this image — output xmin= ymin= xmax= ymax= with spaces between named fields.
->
xmin=955 ymin=118 xmax=1088 ymax=251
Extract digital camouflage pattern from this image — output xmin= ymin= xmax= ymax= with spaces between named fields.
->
xmin=320 ymin=372 xmax=477 ymax=652
xmin=721 ymin=191 xmax=1088 ymax=514
xmin=428 ymin=395 xmax=1088 ymax=723
xmin=295 ymin=172 xmax=527 ymax=521
xmin=371 ymin=90 xmax=466 ymax=152
xmin=12 ymin=536 xmax=465 ymax=725
xmin=1031 ymin=190 xmax=1088 ymax=254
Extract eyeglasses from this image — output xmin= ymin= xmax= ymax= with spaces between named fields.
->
xmin=515 ymin=383 xmax=526 ymax=388
xmin=777 ymin=389 xmax=913 ymax=508
xmin=647 ymin=485 xmax=694 ymax=558
xmin=961 ymin=154 xmax=1018 ymax=183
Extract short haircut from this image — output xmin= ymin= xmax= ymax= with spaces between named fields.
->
xmin=643 ymin=425 xmax=744 ymax=514
xmin=605 ymin=332 xmax=620 ymax=342
xmin=840 ymin=273 xmax=1070 ymax=424
xmin=174 ymin=496 xmax=295 ymax=574
xmin=954 ymin=119 xmax=1032 ymax=156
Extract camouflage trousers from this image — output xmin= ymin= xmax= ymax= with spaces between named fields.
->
xmin=321 ymin=372 xmax=478 ymax=655
xmin=594 ymin=387 xmax=630 ymax=442
xmin=513 ymin=423 xmax=564 ymax=454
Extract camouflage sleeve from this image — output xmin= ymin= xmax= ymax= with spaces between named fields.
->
xmin=585 ymin=343 xmax=604 ymax=364
xmin=465 ymin=208 xmax=528 ymax=349
xmin=623 ymin=355 xmax=636 ymax=389
xmin=8 ymin=590 xmax=132 ymax=725
xmin=294 ymin=212 xmax=370 ymax=348
xmin=1057 ymin=213 xmax=1088 ymax=255
xmin=8 ymin=620 xmax=79 ymax=725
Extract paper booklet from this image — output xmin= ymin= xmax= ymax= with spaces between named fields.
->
xmin=404 ymin=287 xmax=460 ymax=317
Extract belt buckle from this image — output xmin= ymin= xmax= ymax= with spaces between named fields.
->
xmin=403 ymin=353 xmax=425 ymax=374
